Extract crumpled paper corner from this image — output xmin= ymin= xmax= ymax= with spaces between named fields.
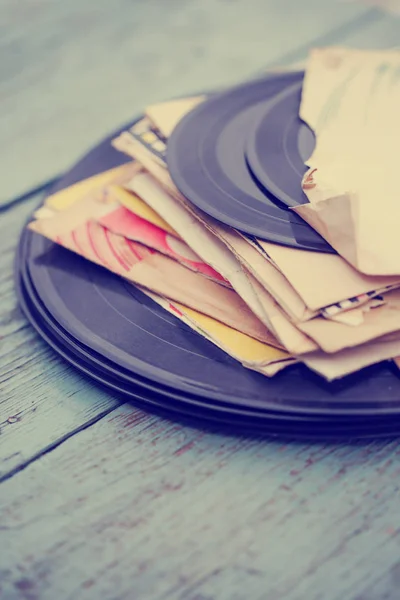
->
xmin=294 ymin=168 xmax=359 ymax=270
xmin=293 ymin=47 xmax=400 ymax=276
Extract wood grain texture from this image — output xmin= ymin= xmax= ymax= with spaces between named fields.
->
xmin=1 ymin=404 xmax=400 ymax=600
xmin=0 ymin=194 xmax=121 ymax=479
xmin=2 ymin=3 xmax=400 ymax=599
xmin=0 ymin=0 xmax=371 ymax=206
xmin=1 ymin=1 xmax=399 ymax=480
xmin=0 ymin=0 xmax=384 ymax=479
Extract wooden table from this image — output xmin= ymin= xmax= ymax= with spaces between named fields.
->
xmin=2 ymin=2 xmax=400 ymax=598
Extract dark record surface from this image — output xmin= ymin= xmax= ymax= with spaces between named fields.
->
xmin=16 ymin=231 xmax=400 ymax=438
xmin=25 ymin=224 xmax=400 ymax=416
xmin=14 ymin=104 xmax=400 ymax=438
xmin=245 ymin=80 xmax=315 ymax=208
xmin=18 ymin=229 xmax=379 ymax=438
xmin=167 ymin=72 xmax=332 ymax=253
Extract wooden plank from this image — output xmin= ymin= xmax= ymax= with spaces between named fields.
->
xmin=0 ymin=194 xmax=121 ymax=479
xmin=2 ymin=12 xmax=400 ymax=599
xmin=0 ymin=0 xmax=370 ymax=205
xmin=1 ymin=403 xmax=400 ymax=600
xmin=347 ymin=0 xmax=400 ymax=14
xmin=1 ymin=4 xmax=399 ymax=480
xmin=337 ymin=7 xmax=400 ymax=48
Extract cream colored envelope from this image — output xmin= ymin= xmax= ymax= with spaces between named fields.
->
xmin=297 ymin=47 xmax=400 ymax=276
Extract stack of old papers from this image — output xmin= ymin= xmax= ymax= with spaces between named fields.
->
xmin=28 ymin=47 xmax=400 ymax=382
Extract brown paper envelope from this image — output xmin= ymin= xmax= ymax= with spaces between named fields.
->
xmin=29 ymin=214 xmax=277 ymax=346
xmin=326 ymin=297 xmax=385 ymax=326
xmin=113 ymin=131 xmax=180 ymax=195
xmin=210 ymin=224 xmax=316 ymax=322
xmin=252 ymin=360 xmax=297 ymax=377
xmin=298 ymin=288 xmax=400 ymax=353
xmin=129 ymin=258 xmax=279 ymax=347
xmin=244 ymin=271 xmax=318 ymax=355
xmin=303 ymin=336 xmax=400 ymax=381
xmin=298 ymin=48 xmax=400 ymax=275
xmin=145 ymin=96 xmax=206 ymax=138
xmin=43 ymin=163 xmax=139 ymax=212
xmin=35 ymin=181 xmax=227 ymax=286
xmin=123 ymin=166 xmax=275 ymax=331
xmin=113 ymin=116 xmax=400 ymax=359
xmin=141 ymin=289 xmax=289 ymax=367
xmin=113 ymin=105 xmax=400 ymax=359
xmin=259 ymin=239 xmax=400 ymax=311
xmin=244 ymin=262 xmax=400 ymax=360
xmin=167 ymin=301 xmax=289 ymax=365
xmin=113 ymin=137 xmax=331 ymax=357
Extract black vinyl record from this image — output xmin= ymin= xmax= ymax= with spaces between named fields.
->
xmin=14 ymin=108 xmax=400 ymax=439
xmin=167 ymin=73 xmax=332 ymax=253
xmin=16 ymin=228 xmax=400 ymax=439
xmin=245 ymin=79 xmax=315 ymax=208
xmin=17 ymin=228 xmax=371 ymax=438
xmin=25 ymin=221 xmax=400 ymax=417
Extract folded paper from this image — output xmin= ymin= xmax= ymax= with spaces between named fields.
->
xmin=297 ymin=47 xmax=400 ymax=276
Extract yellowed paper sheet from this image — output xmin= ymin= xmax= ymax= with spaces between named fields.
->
xmin=303 ymin=336 xmax=400 ymax=380
xmin=124 ymin=168 xmax=274 ymax=330
xmin=296 ymin=47 xmax=400 ymax=276
xmin=107 ymin=184 xmax=178 ymax=237
xmin=29 ymin=210 xmax=275 ymax=345
xmin=114 ymin=133 xmax=400 ymax=358
xmin=259 ymin=239 xmax=400 ymax=311
xmin=145 ymin=96 xmax=205 ymax=138
xmin=140 ymin=86 xmax=400 ymax=318
xmin=244 ymin=271 xmax=318 ymax=355
xmin=212 ymin=225 xmax=316 ymax=322
xmin=297 ymin=289 xmax=400 ymax=353
xmin=173 ymin=303 xmax=289 ymax=366
xmin=44 ymin=164 xmax=137 ymax=212
xmin=141 ymin=289 xmax=290 ymax=368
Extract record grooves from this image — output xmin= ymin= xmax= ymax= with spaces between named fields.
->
xmin=167 ymin=73 xmax=332 ymax=252
xmin=245 ymin=81 xmax=316 ymax=208
xmin=15 ymin=81 xmax=400 ymax=439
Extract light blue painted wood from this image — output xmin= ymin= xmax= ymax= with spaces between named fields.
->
xmin=0 ymin=0 xmax=386 ymax=479
xmin=0 ymin=0 xmax=370 ymax=205
xmin=1 ymin=404 xmax=400 ymax=600
xmin=0 ymin=195 xmax=121 ymax=478
xmin=339 ymin=6 xmax=400 ymax=47
xmin=2 ymin=3 xmax=400 ymax=599
xmin=1 ymin=1 xmax=399 ymax=480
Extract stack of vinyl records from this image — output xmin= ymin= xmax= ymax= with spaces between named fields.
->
xmin=16 ymin=48 xmax=400 ymax=439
